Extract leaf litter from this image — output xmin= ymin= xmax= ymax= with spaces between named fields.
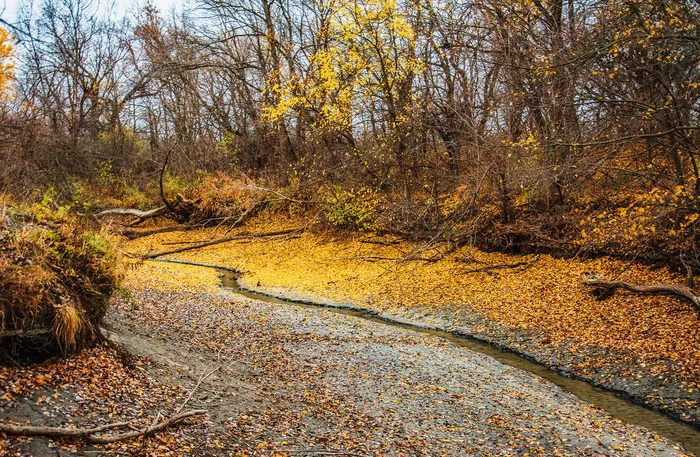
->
xmin=127 ymin=217 xmax=700 ymax=425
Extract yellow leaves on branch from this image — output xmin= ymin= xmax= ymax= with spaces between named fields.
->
xmin=0 ymin=27 xmax=15 ymax=100
xmin=262 ymin=0 xmax=421 ymax=134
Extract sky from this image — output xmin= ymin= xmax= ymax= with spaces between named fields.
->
xmin=0 ymin=0 xmax=183 ymax=24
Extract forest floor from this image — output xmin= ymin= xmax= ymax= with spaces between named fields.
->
xmin=1 ymin=260 xmax=695 ymax=456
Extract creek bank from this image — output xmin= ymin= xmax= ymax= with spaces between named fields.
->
xmin=154 ymin=257 xmax=699 ymax=430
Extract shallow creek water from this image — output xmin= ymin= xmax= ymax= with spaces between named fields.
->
xmin=153 ymin=258 xmax=700 ymax=454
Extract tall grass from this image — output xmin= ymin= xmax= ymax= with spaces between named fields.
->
xmin=0 ymin=194 xmax=123 ymax=355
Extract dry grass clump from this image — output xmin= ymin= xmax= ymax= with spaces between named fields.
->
xmin=0 ymin=195 xmax=123 ymax=356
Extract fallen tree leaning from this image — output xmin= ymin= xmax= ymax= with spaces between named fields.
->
xmin=121 ymin=223 xmax=194 ymax=239
xmin=140 ymin=227 xmax=303 ymax=259
xmin=583 ymin=275 xmax=700 ymax=312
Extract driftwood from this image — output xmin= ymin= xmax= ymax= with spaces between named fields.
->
xmin=459 ymin=255 xmax=540 ymax=275
xmin=141 ymin=227 xmax=302 ymax=259
xmin=97 ymin=206 xmax=167 ymax=219
xmin=0 ymin=409 xmax=206 ymax=444
xmin=583 ymin=275 xmax=700 ymax=311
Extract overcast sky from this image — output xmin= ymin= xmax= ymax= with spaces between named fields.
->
xmin=1 ymin=0 xmax=183 ymax=24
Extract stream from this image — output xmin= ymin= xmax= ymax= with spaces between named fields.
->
xmin=154 ymin=258 xmax=700 ymax=455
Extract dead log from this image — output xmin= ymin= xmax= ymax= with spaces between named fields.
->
xmin=140 ymin=227 xmax=303 ymax=259
xmin=0 ymin=409 xmax=205 ymax=443
xmin=0 ymin=421 xmax=131 ymax=439
xmin=97 ymin=205 xmax=171 ymax=229
xmin=97 ymin=206 xmax=167 ymax=219
xmin=583 ymin=275 xmax=700 ymax=311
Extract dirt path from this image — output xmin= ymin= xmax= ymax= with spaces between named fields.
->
xmin=101 ymin=262 xmax=694 ymax=456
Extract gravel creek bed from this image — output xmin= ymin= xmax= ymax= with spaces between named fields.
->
xmin=103 ymin=280 xmax=694 ymax=456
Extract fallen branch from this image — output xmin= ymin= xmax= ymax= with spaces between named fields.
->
xmin=87 ymin=409 xmax=206 ymax=444
xmin=330 ymin=253 xmax=447 ymax=263
xmin=121 ymin=224 xmax=193 ymax=239
xmin=0 ymin=410 xmax=206 ymax=444
xmin=0 ymin=421 xmax=130 ymax=439
xmin=358 ymin=238 xmax=401 ymax=246
xmin=175 ymin=359 xmax=225 ymax=415
xmin=219 ymin=200 xmax=266 ymax=237
xmin=140 ymin=227 xmax=303 ymax=259
xmin=459 ymin=255 xmax=540 ymax=275
xmin=97 ymin=206 xmax=167 ymax=219
xmin=583 ymin=275 xmax=700 ymax=311
xmin=330 ymin=255 xmax=404 ymax=262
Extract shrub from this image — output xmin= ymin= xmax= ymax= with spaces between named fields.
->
xmin=322 ymin=186 xmax=379 ymax=232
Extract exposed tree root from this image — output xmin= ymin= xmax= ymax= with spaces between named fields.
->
xmin=140 ymin=227 xmax=303 ymax=259
xmin=0 ymin=409 xmax=206 ymax=444
xmin=583 ymin=275 xmax=700 ymax=311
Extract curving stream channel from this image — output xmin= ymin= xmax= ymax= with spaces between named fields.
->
xmin=154 ymin=258 xmax=700 ymax=455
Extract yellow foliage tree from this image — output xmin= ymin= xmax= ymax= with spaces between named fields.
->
xmin=263 ymin=0 xmax=422 ymax=152
xmin=0 ymin=26 xmax=15 ymax=100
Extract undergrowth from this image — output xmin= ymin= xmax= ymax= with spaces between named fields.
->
xmin=36 ymin=166 xmax=700 ymax=273
xmin=0 ymin=193 xmax=123 ymax=359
